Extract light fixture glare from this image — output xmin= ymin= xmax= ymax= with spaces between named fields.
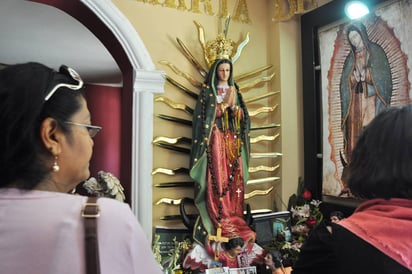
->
xmin=345 ymin=1 xmax=370 ymax=20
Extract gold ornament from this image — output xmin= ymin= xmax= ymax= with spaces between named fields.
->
xmin=205 ymin=33 xmax=235 ymax=66
xmin=201 ymin=16 xmax=250 ymax=67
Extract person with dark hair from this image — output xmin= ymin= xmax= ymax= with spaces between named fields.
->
xmin=205 ymin=237 xmax=245 ymax=268
xmin=221 ymin=237 xmax=245 ymax=267
xmin=292 ymin=105 xmax=412 ymax=274
xmin=264 ymin=248 xmax=292 ymax=274
xmin=0 ymin=62 xmax=162 ymax=273
xmin=329 ymin=211 xmax=344 ymax=223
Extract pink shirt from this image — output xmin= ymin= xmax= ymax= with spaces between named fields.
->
xmin=0 ymin=188 xmax=162 ymax=274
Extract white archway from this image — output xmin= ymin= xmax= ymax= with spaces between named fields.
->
xmin=81 ymin=0 xmax=165 ymax=240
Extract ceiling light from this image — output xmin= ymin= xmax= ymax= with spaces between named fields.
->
xmin=345 ymin=1 xmax=370 ymax=20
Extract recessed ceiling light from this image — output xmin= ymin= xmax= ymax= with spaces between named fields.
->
xmin=345 ymin=1 xmax=370 ymax=20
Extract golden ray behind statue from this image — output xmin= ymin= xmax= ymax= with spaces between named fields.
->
xmin=152 ymin=16 xmax=282 ymax=271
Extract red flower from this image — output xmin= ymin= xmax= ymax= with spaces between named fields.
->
xmin=302 ymin=189 xmax=312 ymax=200
xmin=306 ymin=217 xmax=317 ymax=227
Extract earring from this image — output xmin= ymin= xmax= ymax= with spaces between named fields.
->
xmin=52 ymin=156 xmax=60 ymax=172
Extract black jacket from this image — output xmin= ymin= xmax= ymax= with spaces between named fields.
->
xmin=292 ymin=221 xmax=411 ymax=274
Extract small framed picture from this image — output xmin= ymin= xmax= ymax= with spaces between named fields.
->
xmin=251 ymin=211 xmax=292 ymax=246
xmin=237 ymin=251 xmax=249 ymax=267
xmin=227 ymin=266 xmax=257 ymax=274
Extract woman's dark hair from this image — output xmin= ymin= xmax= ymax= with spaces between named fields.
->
xmin=223 ymin=237 xmax=244 ymax=251
xmin=330 ymin=211 xmax=345 ymax=220
xmin=348 ymin=105 xmax=412 ymax=199
xmin=266 ymin=248 xmax=283 ymax=268
xmin=0 ymin=62 xmax=85 ymax=189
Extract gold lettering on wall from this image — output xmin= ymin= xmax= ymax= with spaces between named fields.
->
xmin=191 ymin=0 xmax=215 ymax=16
xmin=134 ymin=0 xmax=250 ymax=23
xmin=232 ymin=0 xmax=250 ymax=24
xmin=219 ymin=0 xmax=229 ymax=18
xmin=135 ymin=0 xmax=162 ymax=5
xmin=134 ymin=0 xmax=316 ymax=22
xmin=272 ymin=0 xmax=317 ymax=21
xmin=163 ymin=0 xmax=177 ymax=8
xmin=177 ymin=0 xmax=189 ymax=11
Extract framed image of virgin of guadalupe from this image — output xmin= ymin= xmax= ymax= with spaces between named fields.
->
xmin=301 ymin=0 xmax=412 ymax=203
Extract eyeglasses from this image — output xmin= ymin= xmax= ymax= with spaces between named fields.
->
xmin=64 ymin=121 xmax=102 ymax=138
xmin=44 ymin=66 xmax=84 ymax=101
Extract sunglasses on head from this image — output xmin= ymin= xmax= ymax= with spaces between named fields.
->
xmin=44 ymin=65 xmax=83 ymax=101
xmin=44 ymin=66 xmax=102 ymax=138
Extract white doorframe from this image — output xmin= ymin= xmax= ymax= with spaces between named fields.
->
xmin=81 ymin=0 xmax=165 ymax=241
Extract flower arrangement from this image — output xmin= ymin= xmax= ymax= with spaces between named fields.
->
xmin=150 ymin=179 xmax=324 ymax=272
xmin=82 ymin=171 xmax=126 ymax=202
xmin=290 ymin=190 xmax=323 ymax=240
xmin=270 ymin=181 xmax=323 ymax=267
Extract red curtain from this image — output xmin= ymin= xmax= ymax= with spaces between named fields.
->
xmin=86 ymin=84 xmax=122 ymax=179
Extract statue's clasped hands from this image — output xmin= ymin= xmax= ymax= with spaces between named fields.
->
xmin=221 ymin=87 xmax=236 ymax=110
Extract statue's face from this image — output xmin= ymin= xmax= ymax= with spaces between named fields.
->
xmin=217 ymin=63 xmax=231 ymax=82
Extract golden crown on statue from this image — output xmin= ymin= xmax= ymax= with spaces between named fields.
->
xmin=205 ymin=33 xmax=235 ymax=67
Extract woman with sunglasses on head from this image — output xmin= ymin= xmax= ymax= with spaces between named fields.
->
xmin=0 ymin=62 xmax=162 ymax=274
